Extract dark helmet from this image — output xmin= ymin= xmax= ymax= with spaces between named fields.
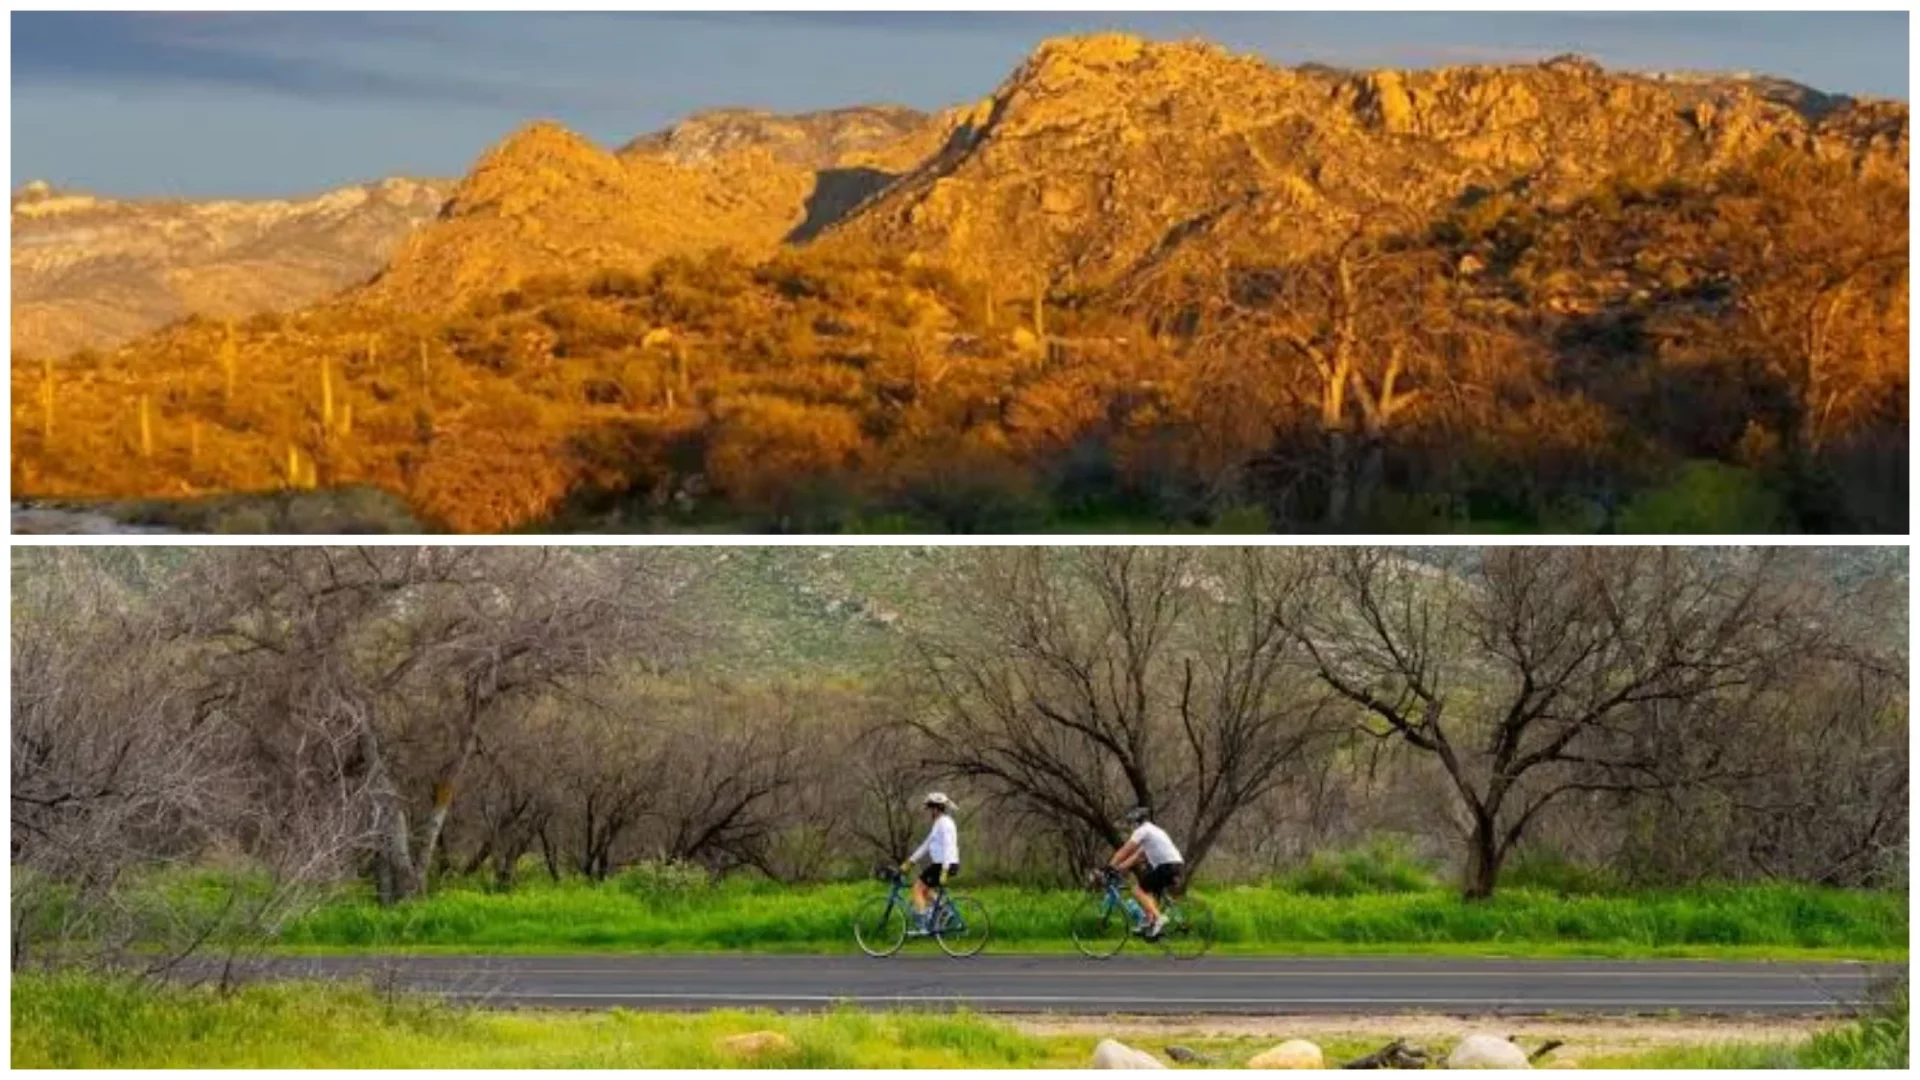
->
xmin=1120 ymin=806 xmax=1152 ymax=827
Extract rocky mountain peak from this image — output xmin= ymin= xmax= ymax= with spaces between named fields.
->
xmin=444 ymin=120 xmax=630 ymax=220
xmin=623 ymin=105 xmax=934 ymax=169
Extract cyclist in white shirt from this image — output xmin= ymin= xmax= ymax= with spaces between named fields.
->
xmin=900 ymin=792 xmax=960 ymax=933
xmin=1109 ymin=806 xmax=1185 ymax=939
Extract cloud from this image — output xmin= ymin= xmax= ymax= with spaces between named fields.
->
xmin=11 ymin=13 xmax=542 ymax=109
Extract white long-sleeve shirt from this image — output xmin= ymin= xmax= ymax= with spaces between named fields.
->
xmin=909 ymin=813 xmax=959 ymax=866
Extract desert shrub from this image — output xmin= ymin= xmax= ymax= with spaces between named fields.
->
xmin=1502 ymin=847 xmax=1623 ymax=896
xmin=1617 ymin=460 xmax=1786 ymax=533
xmin=1285 ymin=837 xmax=1436 ymax=896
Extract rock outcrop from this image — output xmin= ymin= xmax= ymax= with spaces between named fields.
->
xmin=1248 ymin=1039 xmax=1327 ymax=1069
xmin=1448 ymin=1034 xmax=1533 ymax=1069
xmin=1091 ymin=1038 xmax=1168 ymax=1069
xmin=718 ymin=1030 xmax=794 ymax=1057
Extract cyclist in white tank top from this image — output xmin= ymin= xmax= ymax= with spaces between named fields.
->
xmin=1108 ymin=806 xmax=1186 ymax=939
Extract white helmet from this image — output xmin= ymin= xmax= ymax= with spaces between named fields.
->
xmin=924 ymin=792 xmax=955 ymax=811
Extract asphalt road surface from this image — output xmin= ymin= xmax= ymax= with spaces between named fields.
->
xmin=209 ymin=954 xmax=1892 ymax=1015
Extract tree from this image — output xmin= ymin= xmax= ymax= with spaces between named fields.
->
xmin=12 ymin=549 xmax=370 ymax=978
xmin=182 ymin=547 xmax=685 ymax=904
xmin=1193 ymin=214 xmax=1464 ymax=526
xmin=908 ymin=547 xmax=1337 ymax=874
xmin=1277 ymin=547 xmax=1830 ymax=899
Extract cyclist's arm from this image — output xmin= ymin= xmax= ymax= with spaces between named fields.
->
xmin=1109 ymin=838 xmax=1142 ymax=870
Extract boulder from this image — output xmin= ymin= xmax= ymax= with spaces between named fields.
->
xmin=719 ymin=1030 xmax=794 ymax=1057
xmin=1447 ymin=1034 xmax=1532 ymax=1069
xmin=1248 ymin=1039 xmax=1326 ymax=1069
xmin=1091 ymin=1038 xmax=1168 ymax=1069
xmin=1164 ymin=1044 xmax=1212 ymax=1064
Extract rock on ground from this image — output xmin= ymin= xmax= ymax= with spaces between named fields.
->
xmin=1091 ymin=1038 xmax=1168 ymax=1069
xmin=718 ymin=1030 xmax=794 ymax=1057
xmin=1447 ymin=1034 xmax=1533 ymax=1069
xmin=1248 ymin=1039 xmax=1326 ymax=1068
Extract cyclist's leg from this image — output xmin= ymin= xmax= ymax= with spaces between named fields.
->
xmin=1137 ymin=865 xmax=1178 ymax=931
xmin=1131 ymin=875 xmax=1162 ymax=922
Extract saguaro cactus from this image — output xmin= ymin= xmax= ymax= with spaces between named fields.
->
xmin=38 ymin=357 xmax=53 ymax=444
xmin=285 ymin=444 xmax=316 ymax=490
xmin=320 ymin=357 xmax=336 ymax=434
xmin=219 ymin=321 xmax=238 ymax=406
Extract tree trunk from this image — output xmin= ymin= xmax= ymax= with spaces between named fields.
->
xmin=1463 ymin=813 xmax=1504 ymax=901
xmin=415 ymin=722 xmax=484 ymax=892
xmin=1354 ymin=435 xmax=1386 ymax=522
xmin=1326 ymin=429 xmax=1352 ymax=527
xmin=537 ymin=827 xmax=561 ymax=882
xmin=357 ymin=723 xmax=419 ymax=905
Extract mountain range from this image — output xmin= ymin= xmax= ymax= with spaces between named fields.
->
xmin=10 ymin=35 xmax=1909 ymax=534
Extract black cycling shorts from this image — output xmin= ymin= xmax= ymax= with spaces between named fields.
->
xmin=1137 ymin=861 xmax=1184 ymax=897
xmin=919 ymin=863 xmax=958 ymax=888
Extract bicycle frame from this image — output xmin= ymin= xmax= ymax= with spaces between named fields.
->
xmin=1097 ymin=871 xmax=1148 ymax=930
xmin=880 ymin=868 xmax=966 ymax=932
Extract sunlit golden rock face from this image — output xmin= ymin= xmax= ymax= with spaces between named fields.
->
xmin=826 ymin=37 xmax=1906 ymax=294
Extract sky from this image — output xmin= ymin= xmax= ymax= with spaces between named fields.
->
xmin=12 ymin=11 xmax=1911 ymax=198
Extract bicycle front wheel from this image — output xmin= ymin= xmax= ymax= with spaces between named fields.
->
xmin=853 ymin=895 xmax=908 ymax=958
xmin=1069 ymin=894 xmax=1130 ymax=959
xmin=934 ymin=895 xmax=991 ymax=958
xmin=1157 ymin=894 xmax=1215 ymax=960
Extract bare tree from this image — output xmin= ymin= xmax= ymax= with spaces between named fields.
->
xmin=12 ymin=549 xmax=372 ymax=979
xmin=908 ymin=547 xmax=1338 ymax=874
xmin=1278 ymin=547 xmax=1832 ymax=899
xmin=182 ymin=547 xmax=685 ymax=904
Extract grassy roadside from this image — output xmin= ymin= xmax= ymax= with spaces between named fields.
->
xmin=12 ymin=973 xmax=1905 ymax=1068
xmin=273 ymin=876 xmax=1907 ymax=962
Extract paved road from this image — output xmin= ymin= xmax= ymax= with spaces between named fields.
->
xmin=209 ymin=954 xmax=1893 ymax=1015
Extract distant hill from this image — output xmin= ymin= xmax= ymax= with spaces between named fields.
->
xmin=10 ymin=178 xmax=448 ymax=358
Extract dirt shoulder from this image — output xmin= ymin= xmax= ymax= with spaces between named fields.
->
xmin=1004 ymin=1012 xmax=1827 ymax=1065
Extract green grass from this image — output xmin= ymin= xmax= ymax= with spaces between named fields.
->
xmin=17 ymin=973 xmax=1905 ymax=1069
xmin=1589 ymin=990 xmax=1909 ymax=1069
xmin=273 ymin=873 xmax=1906 ymax=961
xmin=10 ymin=973 xmax=1087 ymax=1068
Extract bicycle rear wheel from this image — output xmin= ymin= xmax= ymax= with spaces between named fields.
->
xmin=1069 ymin=894 xmax=1130 ymax=959
xmin=853 ymin=895 xmax=908 ymax=958
xmin=934 ymin=894 xmax=991 ymax=958
xmin=1156 ymin=895 xmax=1214 ymax=960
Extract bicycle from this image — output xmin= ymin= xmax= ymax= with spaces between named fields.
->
xmin=1070 ymin=866 xmax=1214 ymax=960
xmin=852 ymin=865 xmax=991 ymax=958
